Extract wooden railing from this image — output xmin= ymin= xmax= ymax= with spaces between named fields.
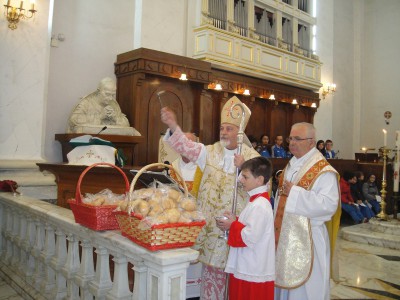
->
xmin=0 ymin=193 xmax=198 ymax=300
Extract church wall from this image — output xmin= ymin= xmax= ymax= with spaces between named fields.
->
xmin=1 ymin=0 xmax=399 ymax=163
xmin=331 ymin=0 xmax=357 ymax=159
xmin=44 ymin=0 xmax=136 ymax=162
xmin=360 ymin=0 xmax=400 ymax=150
xmin=44 ymin=0 xmax=190 ymax=162
xmin=0 ymin=0 xmax=51 ymax=160
xmin=313 ymin=0 xmax=335 ymax=149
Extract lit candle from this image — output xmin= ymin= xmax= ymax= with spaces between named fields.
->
xmin=383 ymin=129 xmax=387 ymax=147
xmin=395 ymin=131 xmax=400 ymax=192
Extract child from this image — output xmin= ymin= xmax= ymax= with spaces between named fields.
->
xmin=216 ymin=156 xmax=275 ymax=300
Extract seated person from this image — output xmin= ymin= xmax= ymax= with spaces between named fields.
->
xmin=316 ymin=140 xmax=326 ymax=156
xmin=351 ymin=171 xmax=375 ymax=220
xmin=325 ymin=139 xmax=336 ymax=159
xmin=67 ymin=77 xmax=130 ymax=133
xmin=256 ymin=134 xmax=271 ymax=158
xmin=271 ymin=135 xmax=287 ymax=158
xmin=362 ymin=174 xmax=381 ymax=214
xmin=284 ymin=137 xmax=293 ymax=158
xmin=340 ymin=171 xmax=366 ymax=224
xmin=269 ymin=169 xmax=282 ymax=209
xmin=248 ymin=135 xmax=258 ymax=149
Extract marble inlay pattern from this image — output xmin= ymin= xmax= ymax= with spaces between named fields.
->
xmin=331 ymin=237 xmax=400 ymax=299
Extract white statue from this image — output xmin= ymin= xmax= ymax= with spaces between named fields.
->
xmin=67 ymin=77 xmax=140 ymax=136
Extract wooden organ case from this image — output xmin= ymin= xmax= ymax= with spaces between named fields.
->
xmin=114 ymin=48 xmax=320 ymax=166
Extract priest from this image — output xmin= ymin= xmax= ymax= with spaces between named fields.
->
xmin=161 ymin=96 xmax=259 ymax=300
xmin=274 ymin=122 xmax=340 ymax=300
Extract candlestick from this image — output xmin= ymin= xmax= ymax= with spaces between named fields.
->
xmin=383 ymin=129 xmax=387 ymax=147
xmin=395 ymin=130 xmax=400 ymax=193
xmin=377 ymin=147 xmax=390 ymax=221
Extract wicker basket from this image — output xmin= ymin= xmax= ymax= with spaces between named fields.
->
xmin=68 ymin=162 xmax=129 ymax=231
xmin=114 ymin=163 xmax=206 ymax=251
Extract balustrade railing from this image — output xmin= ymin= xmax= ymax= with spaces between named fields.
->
xmin=0 ymin=193 xmax=198 ymax=300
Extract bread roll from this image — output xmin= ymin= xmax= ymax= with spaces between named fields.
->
xmin=164 ymin=208 xmax=181 ymax=223
xmin=148 ymin=198 xmax=161 ymax=208
xmin=168 ymin=189 xmax=181 ymax=202
xmin=90 ymin=196 xmax=105 ymax=206
xmin=153 ymin=214 xmax=169 ymax=224
xmin=134 ymin=200 xmax=150 ymax=217
xmin=161 ymin=197 xmax=177 ymax=210
xmin=148 ymin=204 xmax=163 ymax=217
xmin=180 ymin=198 xmax=197 ymax=211
xmin=134 ymin=188 xmax=154 ymax=199
xmin=117 ymin=200 xmax=128 ymax=211
xmin=178 ymin=215 xmax=192 ymax=223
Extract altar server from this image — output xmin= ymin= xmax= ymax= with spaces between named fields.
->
xmin=217 ymin=156 xmax=275 ymax=300
xmin=161 ymin=96 xmax=259 ymax=300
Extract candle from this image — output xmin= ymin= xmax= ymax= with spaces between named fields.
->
xmin=7 ymin=0 xmax=11 ymax=6
xmin=383 ymin=129 xmax=387 ymax=147
xmin=395 ymin=131 xmax=400 ymax=192
xmin=30 ymin=0 xmax=34 ymax=10
xmin=19 ymin=1 xmax=23 ymax=9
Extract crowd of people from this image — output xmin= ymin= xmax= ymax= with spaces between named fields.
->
xmin=250 ymin=134 xmax=339 ymax=160
xmin=340 ymin=170 xmax=381 ymax=224
xmin=316 ymin=139 xmax=338 ymax=159
xmin=161 ymin=96 xmax=341 ymax=300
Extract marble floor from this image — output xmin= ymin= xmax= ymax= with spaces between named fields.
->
xmin=0 ymin=277 xmax=23 ymax=300
xmin=1 ymin=227 xmax=399 ymax=300
xmin=331 ymin=230 xmax=400 ymax=299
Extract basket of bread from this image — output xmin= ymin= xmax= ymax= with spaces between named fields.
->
xmin=113 ymin=163 xmax=206 ymax=251
xmin=67 ymin=162 xmax=129 ymax=230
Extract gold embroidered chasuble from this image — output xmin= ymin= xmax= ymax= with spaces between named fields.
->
xmin=275 ymin=152 xmax=338 ymax=289
xmin=194 ymin=142 xmax=259 ymax=269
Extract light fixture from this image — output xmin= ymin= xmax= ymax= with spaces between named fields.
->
xmin=321 ymin=83 xmax=336 ymax=99
xmin=207 ymin=82 xmax=223 ymax=91
xmin=292 ymin=98 xmax=299 ymax=109
xmin=3 ymin=0 xmax=37 ymax=30
xmin=361 ymin=147 xmax=375 ymax=154
xmin=179 ymin=73 xmax=187 ymax=81
xmin=237 ymin=84 xmax=250 ymax=96
xmin=311 ymin=103 xmax=317 ymax=108
xmin=269 ymin=94 xmax=275 ymax=100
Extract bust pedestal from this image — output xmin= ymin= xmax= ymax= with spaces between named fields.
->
xmin=55 ymin=133 xmax=145 ymax=166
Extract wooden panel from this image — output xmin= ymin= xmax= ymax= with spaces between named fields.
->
xmin=114 ymin=48 xmax=319 ymax=165
xmin=292 ymin=106 xmax=309 ymax=124
xmin=270 ymin=103 xmax=290 ymax=139
xmin=245 ymin=98 xmax=266 ymax=140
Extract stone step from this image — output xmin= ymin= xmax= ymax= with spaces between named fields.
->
xmin=0 ymin=160 xmax=57 ymax=201
xmin=340 ymin=222 xmax=400 ymax=250
xmin=368 ymin=217 xmax=400 ymax=236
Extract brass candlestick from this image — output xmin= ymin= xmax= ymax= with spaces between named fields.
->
xmin=377 ymin=147 xmax=391 ymax=221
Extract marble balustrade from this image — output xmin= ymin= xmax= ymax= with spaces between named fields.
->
xmin=0 ymin=193 xmax=199 ymax=300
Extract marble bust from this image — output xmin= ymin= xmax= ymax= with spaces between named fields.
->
xmin=67 ymin=77 xmax=140 ymax=136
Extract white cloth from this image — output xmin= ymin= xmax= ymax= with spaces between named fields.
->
xmin=275 ymin=148 xmax=339 ymax=300
xmin=67 ymin=145 xmax=116 ymax=166
xmin=172 ymin=157 xmax=198 ymax=181
xmin=225 ymin=185 xmax=275 ymax=283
